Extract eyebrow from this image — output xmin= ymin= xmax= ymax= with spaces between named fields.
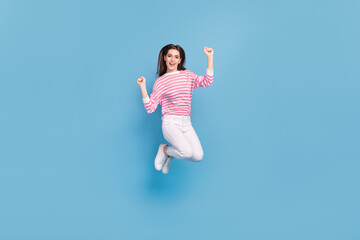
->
xmin=168 ymin=53 xmax=179 ymax=57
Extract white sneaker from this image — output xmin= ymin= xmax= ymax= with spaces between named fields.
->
xmin=154 ymin=144 xmax=167 ymax=171
xmin=162 ymin=156 xmax=173 ymax=174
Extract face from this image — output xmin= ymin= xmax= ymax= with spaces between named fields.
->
xmin=164 ymin=49 xmax=181 ymax=72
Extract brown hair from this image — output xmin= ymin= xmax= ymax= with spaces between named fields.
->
xmin=156 ymin=44 xmax=186 ymax=77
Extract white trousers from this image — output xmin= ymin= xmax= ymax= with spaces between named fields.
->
xmin=161 ymin=114 xmax=204 ymax=162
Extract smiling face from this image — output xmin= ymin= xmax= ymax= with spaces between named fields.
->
xmin=164 ymin=49 xmax=182 ymax=73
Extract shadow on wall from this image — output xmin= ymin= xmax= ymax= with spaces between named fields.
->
xmin=137 ymin=109 xmax=193 ymax=200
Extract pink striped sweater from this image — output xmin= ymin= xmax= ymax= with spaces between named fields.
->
xmin=142 ymin=69 xmax=214 ymax=116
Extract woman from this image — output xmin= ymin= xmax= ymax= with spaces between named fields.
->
xmin=136 ymin=44 xmax=214 ymax=174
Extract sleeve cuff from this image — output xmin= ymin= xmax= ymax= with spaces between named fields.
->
xmin=206 ymin=68 xmax=213 ymax=76
xmin=142 ymin=96 xmax=150 ymax=103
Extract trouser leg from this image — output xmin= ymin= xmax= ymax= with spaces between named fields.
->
xmin=162 ymin=122 xmax=203 ymax=162
xmin=183 ymin=124 xmax=204 ymax=162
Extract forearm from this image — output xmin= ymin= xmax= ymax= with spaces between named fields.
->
xmin=207 ymin=55 xmax=213 ymax=71
xmin=140 ymin=86 xmax=149 ymax=100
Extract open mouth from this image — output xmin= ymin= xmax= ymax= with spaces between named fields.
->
xmin=169 ymin=63 xmax=175 ymax=67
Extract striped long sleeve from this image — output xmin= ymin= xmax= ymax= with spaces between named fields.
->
xmin=188 ymin=68 xmax=214 ymax=88
xmin=143 ymin=83 xmax=161 ymax=114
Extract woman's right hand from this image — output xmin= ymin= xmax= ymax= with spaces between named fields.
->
xmin=137 ymin=76 xmax=146 ymax=87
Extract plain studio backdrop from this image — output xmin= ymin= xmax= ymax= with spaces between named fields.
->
xmin=0 ymin=0 xmax=359 ymax=239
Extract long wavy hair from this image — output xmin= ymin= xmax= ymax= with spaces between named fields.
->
xmin=156 ymin=44 xmax=186 ymax=77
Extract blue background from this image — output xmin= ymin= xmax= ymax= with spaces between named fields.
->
xmin=1 ymin=0 xmax=359 ymax=239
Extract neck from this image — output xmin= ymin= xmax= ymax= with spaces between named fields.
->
xmin=166 ymin=69 xmax=179 ymax=73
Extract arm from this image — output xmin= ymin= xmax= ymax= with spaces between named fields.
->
xmin=137 ymin=76 xmax=149 ymax=99
xmin=140 ymin=85 xmax=149 ymax=100
xmin=190 ymin=47 xmax=215 ymax=88
xmin=136 ymin=76 xmax=160 ymax=114
xmin=205 ymin=46 xmax=214 ymax=75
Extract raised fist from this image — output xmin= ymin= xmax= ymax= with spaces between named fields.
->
xmin=204 ymin=46 xmax=214 ymax=57
xmin=136 ymin=76 xmax=146 ymax=87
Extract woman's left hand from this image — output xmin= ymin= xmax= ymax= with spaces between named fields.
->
xmin=204 ymin=47 xmax=214 ymax=57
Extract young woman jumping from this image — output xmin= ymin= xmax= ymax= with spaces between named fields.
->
xmin=136 ymin=44 xmax=214 ymax=174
